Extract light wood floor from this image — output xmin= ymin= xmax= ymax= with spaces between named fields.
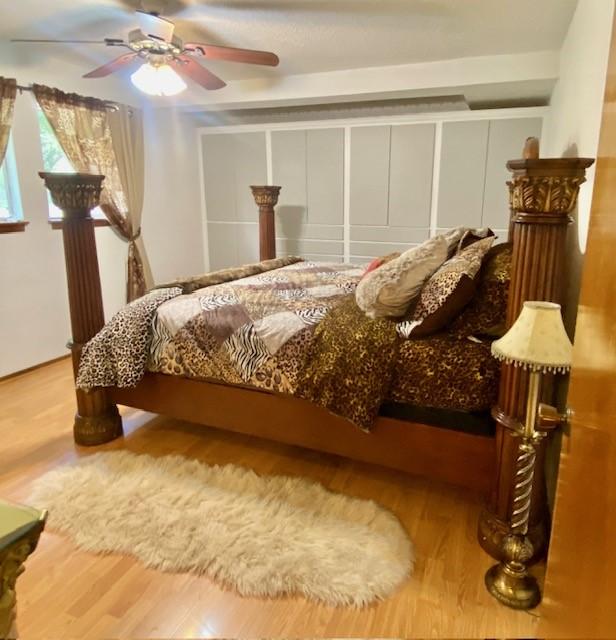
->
xmin=1 ymin=358 xmax=541 ymax=638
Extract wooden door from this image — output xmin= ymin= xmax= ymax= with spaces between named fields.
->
xmin=538 ymin=13 xmax=616 ymax=638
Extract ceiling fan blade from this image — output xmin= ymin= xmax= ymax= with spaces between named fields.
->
xmin=184 ymin=43 xmax=279 ymax=67
xmin=171 ymin=55 xmax=226 ymax=90
xmin=83 ymin=52 xmax=138 ymax=78
xmin=11 ymin=38 xmax=125 ymax=45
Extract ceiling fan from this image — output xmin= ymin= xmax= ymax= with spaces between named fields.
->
xmin=11 ymin=10 xmax=280 ymax=96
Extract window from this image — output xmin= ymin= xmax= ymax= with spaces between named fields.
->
xmin=0 ymin=137 xmax=23 ymax=222
xmin=37 ymin=109 xmax=105 ymax=220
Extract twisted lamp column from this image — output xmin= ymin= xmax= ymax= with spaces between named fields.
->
xmin=485 ymin=372 xmax=544 ymax=609
xmin=485 ymin=301 xmax=573 ymax=609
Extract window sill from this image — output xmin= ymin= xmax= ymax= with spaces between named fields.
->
xmin=0 ymin=220 xmax=29 ymax=234
xmin=49 ymin=218 xmax=110 ymax=230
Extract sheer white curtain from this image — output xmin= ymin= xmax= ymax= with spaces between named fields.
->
xmin=108 ymin=105 xmax=154 ymax=299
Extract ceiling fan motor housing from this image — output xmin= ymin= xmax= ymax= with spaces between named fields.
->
xmin=128 ymin=29 xmax=183 ymax=57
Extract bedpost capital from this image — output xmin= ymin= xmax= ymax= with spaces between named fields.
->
xmin=250 ymin=185 xmax=281 ymax=210
xmin=506 ymin=158 xmax=594 ymax=218
xmin=251 ymin=185 xmax=282 ymax=261
xmin=38 ymin=172 xmax=105 ymax=219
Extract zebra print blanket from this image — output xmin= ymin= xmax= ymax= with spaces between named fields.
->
xmin=146 ymin=260 xmax=364 ymax=398
xmin=77 ymin=258 xmax=379 ymax=425
xmin=76 ymin=256 xmax=304 ymax=390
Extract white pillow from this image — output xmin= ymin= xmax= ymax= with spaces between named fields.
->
xmin=355 ymin=235 xmax=448 ymax=318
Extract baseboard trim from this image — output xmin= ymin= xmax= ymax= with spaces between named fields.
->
xmin=0 ymin=354 xmax=71 ymax=383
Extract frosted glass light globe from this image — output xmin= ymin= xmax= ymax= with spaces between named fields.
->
xmin=130 ymin=63 xmax=187 ymax=96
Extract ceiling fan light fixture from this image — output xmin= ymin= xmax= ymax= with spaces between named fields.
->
xmin=130 ymin=61 xmax=187 ymax=96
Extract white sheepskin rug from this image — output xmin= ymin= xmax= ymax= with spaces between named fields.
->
xmin=29 ymin=451 xmax=413 ymax=606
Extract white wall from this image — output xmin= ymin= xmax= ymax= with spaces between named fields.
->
xmin=142 ymin=108 xmax=205 ymax=284
xmin=543 ymin=0 xmax=615 ymax=332
xmin=0 ymin=93 xmax=203 ymax=377
xmin=541 ymin=0 xmax=614 ymax=511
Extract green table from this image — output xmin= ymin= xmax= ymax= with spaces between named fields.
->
xmin=0 ymin=500 xmax=46 ymax=638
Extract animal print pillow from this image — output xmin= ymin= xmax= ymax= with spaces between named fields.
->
xmin=360 ymin=252 xmax=401 ymax=280
xmin=442 ymin=226 xmax=495 ymax=257
xmin=355 ymin=235 xmax=448 ymax=319
xmin=449 ymin=242 xmax=513 ymax=338
xmin=397 ymin=236 xmax=495 ymax=338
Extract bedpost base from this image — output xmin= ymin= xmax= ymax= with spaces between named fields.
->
xmin=74 ymin=405 xmax=123 ymax=446
xmin=478 ymin=508 xmax=548 ymax=563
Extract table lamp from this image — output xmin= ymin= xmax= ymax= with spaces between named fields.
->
xmin=485 ymin=301 xmax=573 ymax=609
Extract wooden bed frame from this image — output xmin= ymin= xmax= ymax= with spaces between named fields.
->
xmin=39 ymin=152 xmax=593 ymax=559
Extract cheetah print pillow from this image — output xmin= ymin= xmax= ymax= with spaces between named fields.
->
xmin=449 ymin=242 xmax=512 ymax=338
xmin=398 ymin=236 xmax=495 ymax=338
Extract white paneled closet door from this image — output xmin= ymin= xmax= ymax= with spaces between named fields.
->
xmin=202 ymin=132 xmax=267 ymax=269
xmin=349 ymin=123 xmax=435 ymax=262
xmin=436 ymin=118 xmax=542 ymax=238
xmin=200 ymin=109 xmax=545 ymax=269
xmin=272 ymin=128 xmax=345 ymax=262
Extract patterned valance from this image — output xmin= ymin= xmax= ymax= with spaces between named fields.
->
xmin=33 ymin=84 xmax=151 ymax=301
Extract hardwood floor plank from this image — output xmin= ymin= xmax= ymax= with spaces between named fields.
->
xmin=0 ymin=358 xmax=539 ymax=637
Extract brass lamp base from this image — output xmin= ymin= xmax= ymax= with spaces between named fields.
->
xmin=484 ymin=533 xmax=541 ymax=610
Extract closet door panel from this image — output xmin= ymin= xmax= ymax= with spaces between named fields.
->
xmin=276 ymin=222 xmax=343 ymax=241
xmin=271 ymin=129 xmax=307 ymax=243
xmin=306 ymin=128 xmax=344 ymax=225
xmin=349 ymin=125 xmax=390 ymax=226
xmin=234 ymin=132 xmax=268 ymax=222
xmin=276 ymin=238 xmax=343 ymax=257
xmin=236 ymin=223 xmax=260 ymax=264
xmin=350 ymin=225 xmax=429 ymax=244
xmin=437 ymin=120 xmax=489 ymax=228
xmin=350 ymin=241 xmax=420 ymax=260
xmin=271 ymin=130 xmax=307 ymax=212
xmin=388 ymin=123 xmax=435 ymax=229
xmin=207 ymin=223 xmax=238 ymax=270
xmin=202 ymin=134 xmax=236 ymax=222
xmin=483 ymin=117 xmax=543 ymax=230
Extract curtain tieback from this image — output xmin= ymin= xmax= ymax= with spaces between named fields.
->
xmin=129 ymin=227 xmax=141 ymax=243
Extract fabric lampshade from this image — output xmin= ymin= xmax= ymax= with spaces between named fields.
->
xmin=491 ymin=301 xmax=573 ymax=373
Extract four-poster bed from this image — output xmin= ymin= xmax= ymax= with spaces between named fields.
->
xmin=39 ymin=149 xmax=593 ymax=559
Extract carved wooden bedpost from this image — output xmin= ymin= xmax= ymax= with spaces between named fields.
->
xmin=478 ymin=156 xmax=594 ymax=560
xmin=39 ymin=172 xmax=123 ymax=446
xmin=251 ymin=185 xmax=281 ymax=261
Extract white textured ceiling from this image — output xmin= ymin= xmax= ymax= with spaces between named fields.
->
xmin=1 ymin=0 xmax=577 ymax=78
xmin=0 ymin=0 xmax=576 ymax=109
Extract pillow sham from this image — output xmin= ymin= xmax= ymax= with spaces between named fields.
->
xmin=397 ymin=235 xmax=496 ymax=338
xmin=442 ymin=226 xmax=495 ymax=257
xmin=449 ymin=242 xmax=513 ymax=338
xmin=458 ymin=227 xmax=495 ymax=252
xmin=355 ymin=235 xmax=448 ymax=319
xmin=360 ymin=252 xmax=401 ymax=280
